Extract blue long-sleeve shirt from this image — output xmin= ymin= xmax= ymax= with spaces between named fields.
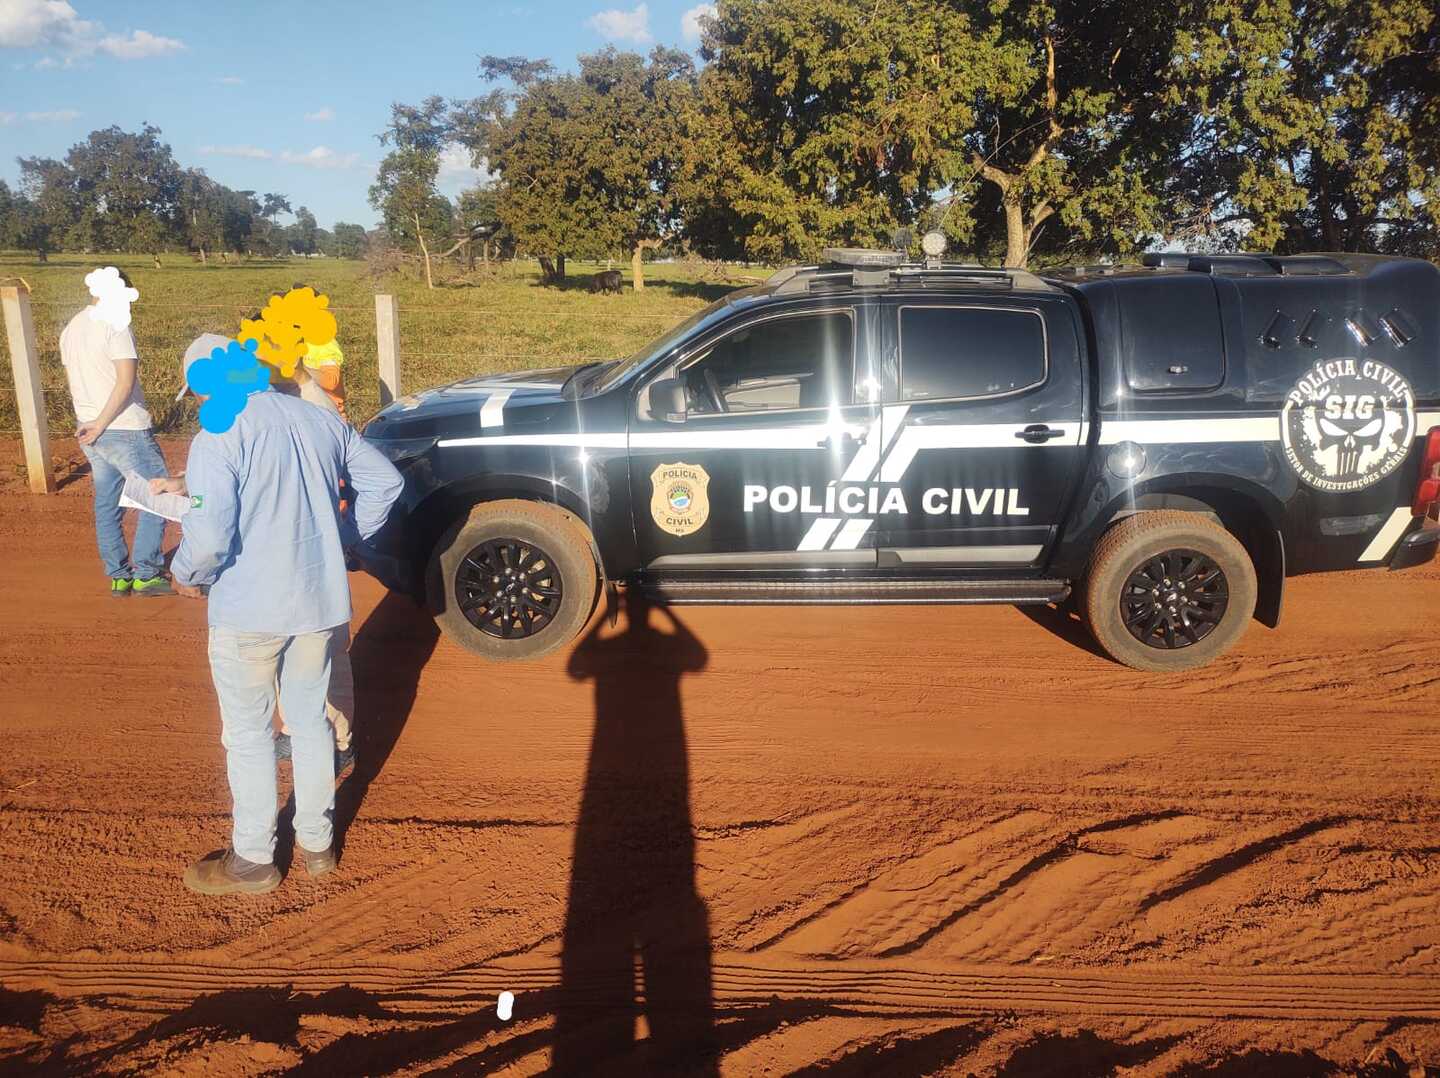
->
xmin=172 ymin=390 xmax=404 ymax=635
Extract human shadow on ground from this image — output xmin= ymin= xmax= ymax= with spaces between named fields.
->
xmin=554 ymin=589 xmax=718 ymax=1076
xmin=330 ymin=590 xmax=441 ymax=857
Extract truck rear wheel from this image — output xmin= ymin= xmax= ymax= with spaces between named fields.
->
xmin=1083 ymin=511 xmax=1257 ymax=672
xmin=428 ymin=499 xmax=600 ymax=661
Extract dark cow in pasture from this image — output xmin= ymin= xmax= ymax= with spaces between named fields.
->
xmin=588 ymin=269 xmax=624 ymax=295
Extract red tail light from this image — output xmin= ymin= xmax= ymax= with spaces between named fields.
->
xmin=1413 ymin=427 xmax=1440 ymax=519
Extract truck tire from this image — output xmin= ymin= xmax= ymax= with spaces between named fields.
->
xmin=428 ymin=499 xmax=600 ymax=661
xmin=1082 ymin=511 xmax=1257 ymax=672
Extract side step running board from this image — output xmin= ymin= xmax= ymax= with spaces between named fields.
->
xmin=636 ymin=579 xmax=1071 ymax=606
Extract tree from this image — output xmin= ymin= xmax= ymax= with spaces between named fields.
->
xmin=693 ymin=0 xmax=1190 ymax=267
xmin=688 ymin=0 xmax=961 ymax=262
xmin=455 ymin=184 xmax=502 ymax=267
xmin=61 ymin=124 xmax=183 ymax=252
xmin=178 ymin=170 xmax=225 ymax=263
xmin=329 ymin=221 xmax=369 ymax=259
xmin=15 ymin=156 xmax=77 ymax=259
xmin=370 ymin=96 xmax=453 ymax=288
xmin=1166 ymin=0 xmax=1439 ymax=254
xmin=461 ymin=48 xmax=698 ymax=288
xmin=289 ymin=205 xmax=319 ymax=255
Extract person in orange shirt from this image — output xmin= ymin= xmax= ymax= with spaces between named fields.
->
xmin=292 ymin=282 xmax=347 ymax=421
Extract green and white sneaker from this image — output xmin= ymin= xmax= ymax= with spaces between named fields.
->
xmin=132 ymin=577 xmax=174 ymax=598
xmin=110 ymin=578 xmax=133 ymax=597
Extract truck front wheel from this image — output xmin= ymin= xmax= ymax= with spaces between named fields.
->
xmin=428 ymin=499 xmax=600 ymax=661
xmin=1083 ymin=511 xmax=1257 ymax=672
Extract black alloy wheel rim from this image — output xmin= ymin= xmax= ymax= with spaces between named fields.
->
xmin=455 ymin=539 xmax=563 ymax=639
xmin=1120 ymin=548 xmax=1229 ymax=650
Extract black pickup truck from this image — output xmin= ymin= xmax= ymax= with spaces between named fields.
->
xmin=359 ymin=248 xmax=1440 ymax=671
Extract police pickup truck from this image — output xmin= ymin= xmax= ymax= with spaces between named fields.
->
xmin=359 ymin=243 xmax=1440 ymax=671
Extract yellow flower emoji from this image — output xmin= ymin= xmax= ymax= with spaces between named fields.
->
xmin=236 ymin=287 xmax=338 ymax=378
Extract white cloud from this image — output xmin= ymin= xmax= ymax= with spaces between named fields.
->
xmin=587 ymin=2 xmax=651 ymax=44
xmin=215 ymin=75 xmax=244 ymax=85
xmin=96 ymin=29 xmax=183 ymax=59
xmin=199 ymin=143 xmax=361 ymax=170
xmin=436 ymin=142 xmax=491 ymax=195
xmin=0 ymin=108 xmax=80 ymax=125
xmin=201 ymin=144 xmax=274 ymax=160
xmin=0 ymin=1 xmax=184 ymax=62
xmin=304 ymin=106 xmax=335 ymax=122
xmin=680 ymin=2 xmax=714 ymax=43
xmin=280 ymin=146 xmax=360 ymax=170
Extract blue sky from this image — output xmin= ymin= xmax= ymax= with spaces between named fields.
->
xmin=0 ymin=0 xmax=714 ymax=230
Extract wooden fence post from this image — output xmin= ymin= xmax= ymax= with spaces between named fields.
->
xmin=375 ymin=293 xmax=401 ymax=407
xmin=1 ymin=285 xmax=56 ymax=494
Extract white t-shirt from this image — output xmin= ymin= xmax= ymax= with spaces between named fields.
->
xmin=59 ymin=307 xmax=152 ymax=430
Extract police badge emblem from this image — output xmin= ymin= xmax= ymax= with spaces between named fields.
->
xmin=650 ymin=462 xmax=711 ymax=536
xmin=1281 ymin=358 xmax=1416 ymax=493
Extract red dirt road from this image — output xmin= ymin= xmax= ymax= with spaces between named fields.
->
xmin=2 ymin=438 xmax=1439 ymax=1076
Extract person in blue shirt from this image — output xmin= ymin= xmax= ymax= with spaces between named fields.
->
xmin=171 ymin=358 xmax=403 ymax=896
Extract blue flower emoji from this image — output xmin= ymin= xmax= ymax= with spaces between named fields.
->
xmin=187 ymin=338 xmax=270 ymax=433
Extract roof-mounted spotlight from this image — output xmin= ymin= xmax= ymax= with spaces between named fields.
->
xmin=921 ymin=230 xmax=948 ymax=267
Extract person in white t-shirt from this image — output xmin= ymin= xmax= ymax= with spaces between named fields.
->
xmin=59 ymin=268 xmax=173 ymax=597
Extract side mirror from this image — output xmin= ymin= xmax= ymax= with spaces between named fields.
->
xmin=650 ymin=377 xmax=688 ymax=423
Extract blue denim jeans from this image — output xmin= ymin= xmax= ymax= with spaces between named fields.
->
xmin=208 ymin=626 xmax=337 ymax=865
xmin=79 ymin=428 xmax=168 ymax=580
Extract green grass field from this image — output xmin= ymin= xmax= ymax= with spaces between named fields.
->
xmin=0 ymin=252 xmax=765 ymax=435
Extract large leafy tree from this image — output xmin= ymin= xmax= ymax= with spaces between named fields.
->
xmin=459 ymin=48 xmax=698 ymax=288
xmin=1167 ymin=0 xmax=1438 ymax=254
xmin=687 ymin=0 xmax=970 ymax=262
xmin=62 ymin=124 xmax=183 ymax=252
xmin=329 ymin=221 xmax=369 ymax=259
xmin=692 ymin=0 xmax=1189 ymax=267
xmin=370 ymin=96 xmax=453 ymax=288
xmin=289 ymin=205 xmax=319 ymax=255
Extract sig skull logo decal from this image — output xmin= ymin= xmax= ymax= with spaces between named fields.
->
xmin=1281 ymin=358 xmax=1415 ymax=492
xmin=651 ymin=462 xmax=711 ymax=537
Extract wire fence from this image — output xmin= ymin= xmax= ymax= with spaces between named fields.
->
xmin=0 ymin=295 xmax=699 ymax=437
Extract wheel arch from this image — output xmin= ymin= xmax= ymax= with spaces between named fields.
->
xmin=412 ymin=475 xmax=605 ymax=578
xmin=1094 ymin=480 xmax=1286 ymax=629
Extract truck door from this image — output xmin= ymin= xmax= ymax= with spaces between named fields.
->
xmin=627 ymin=303 xmax=883 ymax=571
xmin=874 ymin=297 xmax=1087 ymax=570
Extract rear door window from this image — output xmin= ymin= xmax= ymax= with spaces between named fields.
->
xmin=899 ymin=306 xmax=1047 ymax=401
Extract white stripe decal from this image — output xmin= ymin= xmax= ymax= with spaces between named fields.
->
xmin=1097 ymin=417 xmax=1280 ymax=446
xmin=829 ymin=517 xmax=874 ymax=551
xmin=1358 ymin=507 xmax=1414 ymax=562
xmin=630 ymin=428 xmax=831 ymax=450
xmin=838 ymin=416 xmax=886 ymax=482
xmin=797 ymin=518 xmax=842 ymax=551
xmin=880 ymin=405 xmax=910 ymax=454
xmin=436 ymin=433 xmax=627 ymax=449
xmin=480 ymin=389 xmax=513 ymax=429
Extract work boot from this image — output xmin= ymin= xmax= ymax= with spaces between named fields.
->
xmin=110 ymin=578 xmax=132 ymax=597
xmin=183 ymin=849 xmax=281 ymax=895
xmin=297 ymin=845 xmax=337 ymax=877
xmin=132 ymin=576 xmax=173 ymax=597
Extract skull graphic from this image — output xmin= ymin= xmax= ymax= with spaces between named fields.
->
xmin=1283 ymin=363 xmax=1416 ymax=492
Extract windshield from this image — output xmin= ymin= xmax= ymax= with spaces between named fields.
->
xmin=592 ymin=294 xmax=739 ymax=393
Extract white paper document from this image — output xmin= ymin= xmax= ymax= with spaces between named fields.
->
xmin=119 ymin=473 xmax=190 ymax=522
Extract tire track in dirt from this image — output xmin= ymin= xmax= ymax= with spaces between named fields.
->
xmin=5 ymin=956 xmax=1440 ymax=1020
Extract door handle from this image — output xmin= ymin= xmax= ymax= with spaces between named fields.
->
xmin=1015 ymin=424 xmax=1065 ymax=443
